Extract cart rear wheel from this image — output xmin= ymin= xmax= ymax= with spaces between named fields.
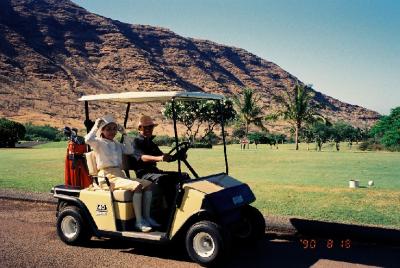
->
xmin=185 ymin=221 xmax=228 ymax=266
xmin=56 ymin=206 xmax=91 ymax=245
xmin=233 ymin=205 xmax=265 ymax=244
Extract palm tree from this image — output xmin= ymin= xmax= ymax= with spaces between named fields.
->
xmin=232 ymin=88 xmax=265 ymax=136
xmin=274 ymin=83 xmax=321 ymax=150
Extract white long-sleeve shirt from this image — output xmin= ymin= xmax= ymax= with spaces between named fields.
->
xmin=85 ymin=126 xmax=133 ymax=170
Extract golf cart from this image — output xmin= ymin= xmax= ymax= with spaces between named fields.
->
xmin=52 ymin=91 xmax=265 ymax=266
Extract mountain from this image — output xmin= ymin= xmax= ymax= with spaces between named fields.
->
xmin=0 ymin=0 xmax=379 ymax=131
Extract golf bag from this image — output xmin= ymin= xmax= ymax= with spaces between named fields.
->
xmin=64 ymin=127 xmax=91 ymax=188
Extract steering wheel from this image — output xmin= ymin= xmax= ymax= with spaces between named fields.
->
xmin=167 ymin=141 xmax=191 ymax=162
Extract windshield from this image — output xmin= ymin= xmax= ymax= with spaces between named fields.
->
xmin=138 ymin=98 xmax=235 ymax=178
xmin=83 ymin=95 xmax=235 ymax=178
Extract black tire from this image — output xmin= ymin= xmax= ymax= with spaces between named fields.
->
xmin=56 ymin=206 xmax=92 ymax=245
xmin=185 ymin=221 xmax=228 ymax=267
xmin=232 ymin=205 xmax=265 ymax=244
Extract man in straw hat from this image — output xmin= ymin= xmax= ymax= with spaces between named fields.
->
xmin=132 ymin=115 xmax=189 ymax=214
xmin=85 ymin=115 xmax=160 ymax=232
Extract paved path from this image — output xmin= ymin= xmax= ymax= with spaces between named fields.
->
xmin=1 ymin=199 xmax=399 ymax=267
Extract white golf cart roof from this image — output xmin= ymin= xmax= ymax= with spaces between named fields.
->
xmin=78 ymin=91 xmax=224 ymax=103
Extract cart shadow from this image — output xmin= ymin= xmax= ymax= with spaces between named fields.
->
xmin=289 ymin=218 xmax=400 ymax=245
xmin=222 ymin=232 xmax=400 ymax=268
xmin=81 ymin=232 xmax=400 ymax=267
xmin=82 ymin=238 xmax=191 ymax=262
xmin=120 ymin=241 xmax=191 ymax=262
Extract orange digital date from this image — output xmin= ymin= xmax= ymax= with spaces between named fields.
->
xmin=300 ymin=239 xmax=351 ymax=249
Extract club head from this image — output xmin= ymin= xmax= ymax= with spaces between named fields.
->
xmin=63 ymin=126 xmax=72 ymax=137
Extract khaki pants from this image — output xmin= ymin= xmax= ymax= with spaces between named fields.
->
xmin=98 ymin=167 xmax=152 ymax=191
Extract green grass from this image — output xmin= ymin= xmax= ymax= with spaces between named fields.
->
xmin=1 ymin=142 xmax=399 ymax=228
xmin=0 ymin=145 xmax=65 ymax=192
xmin=34 ymin=141 xmax=68 ymax=149
xmin=164 ymin=143 xmax=400 ymax=228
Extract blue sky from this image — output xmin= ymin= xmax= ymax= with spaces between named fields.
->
xmin=73 ymin=0 xmax=399 ymax=115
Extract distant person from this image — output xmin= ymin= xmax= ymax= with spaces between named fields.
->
xmin=240 ymin=137 xmax=249 ymax=150
xmin=85 ymin=115 xmax=159 ymax=232
xmin=131 ymin=115 xmax=188 ymax=211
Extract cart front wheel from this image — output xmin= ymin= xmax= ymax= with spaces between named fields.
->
xmin=232 ymin=205 xmax=265 ymax=244
xmin=56 ymin=206 xmax=91 ymax=245
xmin=185 ymin=221 xmax=227 ymax=266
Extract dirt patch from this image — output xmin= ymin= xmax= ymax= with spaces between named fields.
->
xmin=0 ymin=199 xmax=197 ymax=268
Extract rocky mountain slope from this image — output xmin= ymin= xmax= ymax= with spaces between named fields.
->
xmin=0 ymin=0 xmax=379 ymax=131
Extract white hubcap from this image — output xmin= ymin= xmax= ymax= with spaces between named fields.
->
xmin=193 ymin=232 xmax=215 ymax=258
xmin=61 ymin=215 xmax=78 ymax=239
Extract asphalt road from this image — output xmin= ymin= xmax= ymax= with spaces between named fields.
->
xmin=1 ymin=199 xmax=399 ymax=267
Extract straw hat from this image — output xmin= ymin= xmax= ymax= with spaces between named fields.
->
xmin=96 ymin=115 xmax=117 ymax=137
xmin=138 ymin=115 xmax=158 ymax=129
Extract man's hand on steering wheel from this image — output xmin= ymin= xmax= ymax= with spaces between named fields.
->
xmin=162 ymin=154 xmax=174 ymax=162
xmin=167 ymin=141 xmax=191 ymax=162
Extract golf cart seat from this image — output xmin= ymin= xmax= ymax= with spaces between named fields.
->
xmin=85 ymin=151 xmax=133 ymax=202
xmin=112 ymin=190 xmax=133 ymax=202
xmin=121 ymin=154 xmax=139 ymax=179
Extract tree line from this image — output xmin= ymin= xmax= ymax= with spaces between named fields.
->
xmin=1 ymin=86 xmax=398 ymax=151
xmin=230 ymin=84 xmax=399 ymax=152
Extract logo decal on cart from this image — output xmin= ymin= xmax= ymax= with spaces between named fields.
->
xmin=96 ymin=204 xmax=108 ymax=216
xmin=232 ymin=195 xmax=244 ymax=205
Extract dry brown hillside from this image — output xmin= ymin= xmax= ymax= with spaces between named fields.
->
xmin=0 ymin=0 xmax=379 ymax=131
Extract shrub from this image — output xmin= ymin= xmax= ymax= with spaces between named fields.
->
xmin=127 ymin=130 xmax=139 ymax=137
xmin=202 ymin=131 xmax=220 ymax=145
xmin=247 ymin=131 xmax=285 ymax=145
xmin=247 ymin=132 xmax=265 ymax=143
xmin=0 ymin=118 xmax=26 ymax=147
xmin=226 ymin=137 xmax=240 ymax=145
xmin=191 ymin=142 xmax=213 ymax=149
xmin=370 ymin=106 xmax=400 ymax=151
xmin=232 ymin=127 xmax=246 ymax=139
xmin=24 ymin=123 xmax=64 ymax=141
xmin=380 ymin=129 xmax=400 ymax=151
xmin=153 ymin=135 xmax=175 ymax=146
xmin=359 ymin=139 xmax=384 ymax=151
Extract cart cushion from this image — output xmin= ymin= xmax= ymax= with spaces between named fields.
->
xmin=85 ymin=151 xmax=98 ymax=176
xmin=113 ymin=190 xmax=133 ymax=202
